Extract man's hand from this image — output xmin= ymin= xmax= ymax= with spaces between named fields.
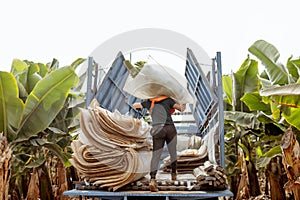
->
xmin=133 ymin=103 xmax=143 ymax=109
xmin=181 ymin=104 xmax=186 ymax=112
xmin=174 ymin=103 xmax=186 ymax=112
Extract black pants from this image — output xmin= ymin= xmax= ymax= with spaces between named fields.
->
xmin=150 ymin=124 xmax=177 ymax=179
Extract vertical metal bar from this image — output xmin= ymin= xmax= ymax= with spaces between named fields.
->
xmin=93 ymin=61 xmax=99 ymax=99
xmin=216 ymin=52 xmax=225 ymax=168
xmin=212 ymin=58 xmax=217 ymax=94
xmin=86 ymin=56 xmax=93 ymax=108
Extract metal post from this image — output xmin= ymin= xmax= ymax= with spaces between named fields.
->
xmin=212 ymin=58 xmax=217 ymax=94
xmin=86 ymin=57 xmax=93 ymax=108
xmin=93 ymin=61 xmax=98 ymax=98
xmin=216 ymin=52 xmax=225 ymax=168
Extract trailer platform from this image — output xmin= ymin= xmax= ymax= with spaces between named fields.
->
xmin=63 ymin=173 xmax=233 ymax=200
xmin=63 ymin=189 xmax=233 ymax=200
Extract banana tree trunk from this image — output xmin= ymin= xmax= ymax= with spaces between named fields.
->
xmin=26 ymin=168 xmax=40 ymax=200
xmin=0 ymin=134 xmax=12 ymax=200
xmin=266 ymin=156 xmax=286 ymax=200
xmin=281 ymin=128 xmax=300 ymax=199
xmin=236 ymin=151 xmax=250 ymax=200
xmin=246 ymin=160 xmax=261 ymax=197
xmin=56 ymin=159 xmax=68 ymax=200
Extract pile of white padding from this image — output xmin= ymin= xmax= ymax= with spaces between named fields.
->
xmin=70 ymin=99 xmax=152 ymax=191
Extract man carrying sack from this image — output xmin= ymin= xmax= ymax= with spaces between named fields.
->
xmin=133 ymin=96 xmax=186 ymax=192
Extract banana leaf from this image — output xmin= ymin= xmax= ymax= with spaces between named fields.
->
xmin=27 ymin=63 xmax=42 ymax=93
xmin=241 ymin=92 xmax=271 ymax=113
xmin=43 ymin=142 xmax=72 ymax=167
xmin=232 ymin=56 xmax=259 ymax=111
xmin=263 ymin=145 xmax=282 ymax=158
xmin=0 ymin=72 xmax=25 ymax=139
xmin=15 ymin=66 xmax=78 ymax=142
xmin=11 ymin=59 xmax=27 ymax=73
xmin=222 ymin=75 xmax=233 ymax=106
xmin=37 ymin=63 xmax=49 ymax=78
xmin=282 ymin=108 xmax=300 ymax=130
xmin=260 ymin=84 xmax=300 ymax=109
xmin=249 ymin=40 xmax=288 ymax=85
xmin=224 ymin=111 xmax=261 ymax=130
xmin=47 ymin=58 xmax=59 ymax=71
xmin=256 ymin=112 xmax=286 ymax=132
xmin=11 ymin=59 xmax=43 ymax=94
xmin=260 ymin=84 xmax=300 ymax=130
xmin=234 ymin=56 xmax=259 ymax=94
xmin=260 ymin=83 xmax=300 ymax=96
xmin=70 ymin=58 xmax=86 ymax=69
xmin=287 ymin=56 xmax=300 ymax=81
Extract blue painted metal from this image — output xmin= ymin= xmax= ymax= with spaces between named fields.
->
xmin=86 ymin=57 xmax=93 ymax=108
xmin=185 ymin=49 xmax=226 ymax=168
xmin=216 ymin=52 xmax=225 ymax=168
xmin=91 ymin=52 xmax=146 ymax=118
xmin=185 ymin=48 xmax=217 ymax=133
xmin=63 ymin=189 xmax=233 ymax=199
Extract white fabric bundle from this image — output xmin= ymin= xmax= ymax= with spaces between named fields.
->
xmin=123 ymin=64 xmax=194 ymax=105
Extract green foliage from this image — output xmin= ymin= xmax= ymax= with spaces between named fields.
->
xmin=234 ymin=56 xmax=260 ymax=94
xmin=1 ymin=57 xmax=85 ymax=199
xmin=263 ymin=145 xmax=282 ymax=158
xmin=224 ymin=40 xmax=300 ymax=198
xmin=11 ymin=59 xmax=43 ymax=95
xmin=123 ymin=60 xmax=145 ymax=77
xmin=15 ymin=66 xmax=78 ymax=142
xmin=248 ymin=40 xmax=289 ymax=85
xmin=225 ymin=111 xmax=261 ymax=130
xmin=249 ymin=40 xmax=300 ymax=130
xmin=223 ymin=43 xmax=286 ymax=196
xmin=241 ymin=92 xmax=271 ymax=114
xmin=222 ymin=75 xmax=233 ymax=106
xmin=257 ymin=145 xmax=282 ymax=168
xmin=228 ymin=56 xmax=259 ymax=112
xmin=0 ymin=72 xmax=25 ymax=140
xmin=134 ymin=61 xmax=147 ymax=67
xmin=287 ymin=56 xmax=300 ymax=81
xmin=282 ymin=107 xmax=300 ymax=130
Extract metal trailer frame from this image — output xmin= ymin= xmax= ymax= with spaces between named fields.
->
xmin=63 ymin=50 xmax=233 ymax=199
xmin=184 ymin=49 xmax=225 ymax=167
xmin=64 ymin=189 xmax=233 ymax=199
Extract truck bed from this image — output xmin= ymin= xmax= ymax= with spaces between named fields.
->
xmin=63 ymin=171 xmax=233 ymax=199
xmin=63 ymin=189 xmax=233 ymax=200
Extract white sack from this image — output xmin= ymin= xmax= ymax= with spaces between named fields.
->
xmin=123 ymin=64 xmax=194 ymax=105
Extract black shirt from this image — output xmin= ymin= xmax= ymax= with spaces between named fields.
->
xmin=141 ymin=98 xmax=176 ymax=126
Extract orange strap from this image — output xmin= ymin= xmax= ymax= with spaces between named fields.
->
xmin=149 ymin=96 xmax=175 ymax=114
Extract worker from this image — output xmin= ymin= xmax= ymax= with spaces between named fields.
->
xmin=133 ymin=96 xmax=186 ymax=192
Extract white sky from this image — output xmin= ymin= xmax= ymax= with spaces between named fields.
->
xmin=0 ymin=0 xmax=299 ymax=75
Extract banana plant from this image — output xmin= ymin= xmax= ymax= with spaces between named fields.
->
xmin=1 ymin=58 xmax=85 ymax=199
xmin=223 ymin=50 xmax=290 ymax=198
xmin=249 ymin=40 xmax=300 ymax=130
xmin=223 ymin=56 xmax=262 ymax=197
xmin=240 ymin=39 xmax=300 ymax=199
xmin=0 ymin=72 xmax=24 ymax=141
xmin=248 ymin=40 xmax=290 ymax=86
